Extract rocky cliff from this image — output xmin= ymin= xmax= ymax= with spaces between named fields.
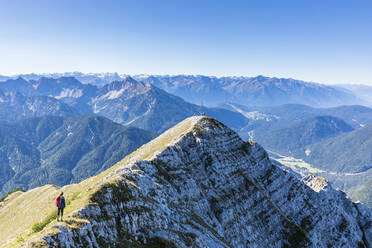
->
xmin=1 ymin=116 xmax=371 ymax=247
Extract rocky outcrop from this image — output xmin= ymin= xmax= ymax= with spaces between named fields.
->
xmin=24 ymin=117 xmax=372 ymax=247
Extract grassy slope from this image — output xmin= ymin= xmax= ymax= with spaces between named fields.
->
xmin=0 ymin=185 xmax=60 ymax=246
xmin=0 ymin=116 xmax=202 ymax=247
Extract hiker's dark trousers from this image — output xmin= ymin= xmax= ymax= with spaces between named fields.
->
xmin=58 ymin=207 xmax=64 ymax=216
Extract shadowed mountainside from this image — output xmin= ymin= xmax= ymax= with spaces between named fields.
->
xmin=0 ymin=115 xmax=155 ymax=197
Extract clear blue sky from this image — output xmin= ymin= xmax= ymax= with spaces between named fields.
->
xmin=0 ymin=0 xmax=371 ymax=85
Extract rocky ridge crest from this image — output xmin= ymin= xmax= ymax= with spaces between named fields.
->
xmin=1 ymin=116 xmax=371 ymax=247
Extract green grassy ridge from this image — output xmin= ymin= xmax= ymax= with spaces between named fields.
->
xmin=0 ymin=184 xmax=60 ymax=246
xmin=30 ymin=191 xmax=80 ymax=234
xmin=31 ymin=212 xmax=57 ymax=233
xmin=0 ymin=189 xmax=25 ymax=203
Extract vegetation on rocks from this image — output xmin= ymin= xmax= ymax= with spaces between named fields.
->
xmin=0 ymin=188 xmax=25 ymax=203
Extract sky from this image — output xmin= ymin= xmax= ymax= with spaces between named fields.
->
xmin=0 ymin=0 xmax=371 ymax=85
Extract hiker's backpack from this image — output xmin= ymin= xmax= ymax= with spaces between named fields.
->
xmin=56 ymin=196 xmax=61 ymax=207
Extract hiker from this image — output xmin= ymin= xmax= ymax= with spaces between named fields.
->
xmin=56 ymin=192 xmax=66 ymax=221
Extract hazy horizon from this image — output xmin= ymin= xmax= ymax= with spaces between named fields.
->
xmin=1 ymin=0 xmax=371 ymax=85
xmin=1 ymin=71 xmax=371 ymax=86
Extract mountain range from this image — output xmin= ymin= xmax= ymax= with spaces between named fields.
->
xmin=0 ymin=72 xmax=123 ymax=86
xmin=135 ymin=75 xmax=364 ymax=107
xmin=1 ymin=117 xmax=371 ymax=247
xmin=0 ymin=76 xmax=248 ymax=132
xmin=228 ymin=103 xmax=372 ymax=176
xmin=223 ymin=103 xmax=372 ymax=129
xmin=216 ymin=103 xmax=372 ymax=207
xmin=0 ymin=89 xmax=78 ymax=122
xmin=304 ymin=123 xmax=372 ymax=173
xmin=253 ymin=116 xmax=354 ymax=156
xmin=0 ymin=75 xmax=247 ymax=197
xmin=1 ymin=74 xmax=372 ymax=209
xmin=1 ymin=73 xmax=369 ymax=107
xmin=0 ymin=115 xmax=155 ymax=197
xmin=336 ymin=84 xmax=372 ymax=105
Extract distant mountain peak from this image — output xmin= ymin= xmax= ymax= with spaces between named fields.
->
xmin=100 ymin=77 xmax=151 ymax=96
xmin=252 ymin=75 xmax=268 ymax=81
xmin=121 ymin=75 xmax=137 ymax=82
xmin=15 ymin=76 xmax=27 ymax=81
xmin=56 ymin=76 xmax=81 ymax=82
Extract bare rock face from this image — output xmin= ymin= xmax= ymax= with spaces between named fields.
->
xmin=35 ymin=117 xmax=372 ymax=247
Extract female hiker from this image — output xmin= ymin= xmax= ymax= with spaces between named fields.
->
xmin=56 ymin=192 xmax=66 ymax=221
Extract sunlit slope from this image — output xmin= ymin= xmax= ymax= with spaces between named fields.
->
xmin=0 ymin=185 xmax=59 ymax=246
xmin=0 ymin=116 xmax=202 ymax=247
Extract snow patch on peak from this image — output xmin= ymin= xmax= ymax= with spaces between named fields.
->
xmin=102 ymin=88 xmax=125 ymax=100
xmin=55 ymin=88 xmax=83 ymax=99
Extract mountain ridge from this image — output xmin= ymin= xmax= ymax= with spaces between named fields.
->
xmin=135 ymin=75 xmax=364 ymax=107
xmin=1 ymin=73 xmax=366 ymax=107
xmin=1 ymin=116 xmax=371 ymax=247
xmin=0 ymin=76 xmax=248 ymax=133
